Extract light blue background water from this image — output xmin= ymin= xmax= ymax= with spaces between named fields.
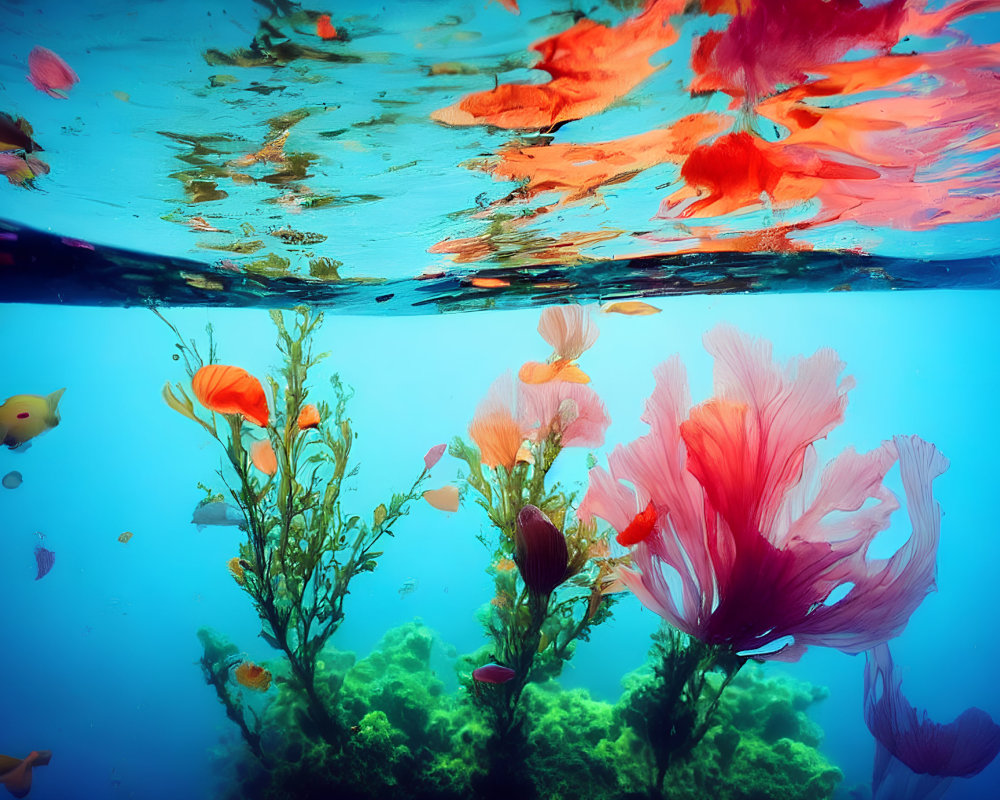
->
xmin=2 ymin=290 xmax=998 ymax=799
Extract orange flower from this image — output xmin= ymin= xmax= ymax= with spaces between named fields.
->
xmin=297 ymin=404 xmax=320 ymax=430
xmin=234 ymin=661 xmax=271 ymax=692
xmin=192 ymin=365 xmax=269 ymax=427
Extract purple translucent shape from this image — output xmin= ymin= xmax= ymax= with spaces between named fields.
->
xmin=473 ymin=664 xmax=515 ymax=684
xmin=514 ymin=505 xmax=568 ymax=597
xmin=34 ymin=546 xmax=55 ymax=580
xmin=865 ymin=644 xmax=1000 ymax=799
xmin=423 ymin=443 xmax=447 ymax=471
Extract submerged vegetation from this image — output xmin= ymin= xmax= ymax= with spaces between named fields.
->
xmin=161 ymin=307 xmax=435 ymax=774
xmin=152 ymin=303 xmax=978 ymax=800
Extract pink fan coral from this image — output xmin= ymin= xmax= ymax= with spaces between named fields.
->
xmin=579 ymin=325 xmax=947 ymax=661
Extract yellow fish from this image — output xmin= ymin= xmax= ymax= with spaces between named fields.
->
xmin=0 ymin=389 xmax=66 ymax=449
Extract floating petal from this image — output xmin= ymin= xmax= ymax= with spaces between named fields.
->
xmin=250 ymin=438 xmax=277 ymax=476
xmin=423 ymin=486 xmax=459 ymax=512
xmin=27 ymin=47 xmax=78 ymax=99
xmin=192 ymin=365 xmax=269 ymax=427
xmin=34 ymin=545 xmax=54 ymax=580
xmin=423 ymin=443 xmax=447 ymax=470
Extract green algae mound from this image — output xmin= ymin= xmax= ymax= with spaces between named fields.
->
xmin=217 ymin=621 xmax=841 ymax=800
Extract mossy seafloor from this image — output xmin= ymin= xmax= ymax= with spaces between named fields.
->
xmin=211 ymin=620 xmax=842 ymax=800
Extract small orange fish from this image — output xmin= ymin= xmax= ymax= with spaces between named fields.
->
xmin=297 ymin=404 xmax=320 ymax=430
xmin=316 ymin=14 xmax=338 ymax=40
xmin=601 ymin=301 xmax=661 ymax=316
xmin=423 ymin=485 xmax=460 ymax=512
xmin=494 ymin=558 xmax=516 ymax=572
xmin=234 ymin=661 xmax=271 ymax=692
xmin=616 ymin=500 xmax=657 ymax=546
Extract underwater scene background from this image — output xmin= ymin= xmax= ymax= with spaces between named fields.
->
xmin=3 ymin=0 xmax=1000 ymax=799
xmin=3 ymin=293 xmax=999 ymax=800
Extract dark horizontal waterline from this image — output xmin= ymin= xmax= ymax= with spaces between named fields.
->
xmin=1 ymin=219 xmax=998 ymax=314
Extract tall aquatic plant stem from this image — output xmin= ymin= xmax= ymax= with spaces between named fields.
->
xmin=162 ymin=307 xmax=432 ymax=754
xmin=623 ymin=627 xmax=747 ymax=800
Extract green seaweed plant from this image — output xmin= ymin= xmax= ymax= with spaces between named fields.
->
xmin=619 ymin=627 xmax=747 ymax=799
xmin=448 ymin=314 xmax=629 ymax=799
xmin=159 ymin=307 xmax=433 ymax=756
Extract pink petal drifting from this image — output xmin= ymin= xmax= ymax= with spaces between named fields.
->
xmin=423 ymin=443 xmax=447 ymax=471
xmin=581 ymin=325 xmax=948 ymax=661
xmin=27 ymin=47 xmax=78 ymax=99
xmin=423 ymin=485 xmax=459 ymax=512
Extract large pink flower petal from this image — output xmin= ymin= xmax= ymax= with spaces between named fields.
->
xmin=518 ymin=380 xmax=610 ymax=448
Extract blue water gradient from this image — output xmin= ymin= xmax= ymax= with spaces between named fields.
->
xmin=2 ymin=289 xmax=998 ymax=799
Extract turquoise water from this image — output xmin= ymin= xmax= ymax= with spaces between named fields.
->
xmin=3 ymin=291 xmax=999 ymax=798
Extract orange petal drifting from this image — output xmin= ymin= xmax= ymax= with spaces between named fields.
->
xmin=601 ymin=301 xmax=661 ymax=316
xmin=423 ymin=485 xmax=460 ymax=512
xmin=234 ymin=661 xmax=271 ymax=692
xmin=250 ymin=439 xmax=277 ymax=476
xmin=316 ymin=14 xmax=338 ymax=40
xmin=192 ymin=365 xmax=269 ymax=427
xmin=616 ymin=500 xmax=658 ymax=546
xmin=297 ymin=404 xmax=320 ymax=430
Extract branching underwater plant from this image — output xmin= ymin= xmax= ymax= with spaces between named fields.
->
xmin=448 ymin=306 xmax=630 ymax=798
xmin=159 ymin=307 xmax=434 ymax=757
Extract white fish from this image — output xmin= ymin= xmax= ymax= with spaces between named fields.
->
xmin=191 ymin=500 xmax=246 ymax=531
